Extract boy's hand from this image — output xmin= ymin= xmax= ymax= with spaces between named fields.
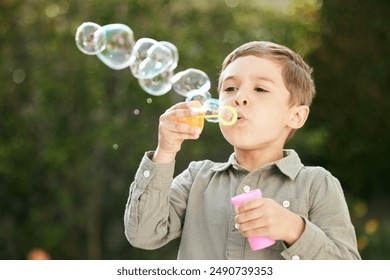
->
xmin=153 ymin=102 xmax=203 ymax=164
xmin=234 ymin=197 xmax=305 ymax=246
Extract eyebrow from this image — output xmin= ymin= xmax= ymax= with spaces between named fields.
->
xmin=221 ymin=75 xmax=276 ymax=86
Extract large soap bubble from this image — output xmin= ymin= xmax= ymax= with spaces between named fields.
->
xmin=160 ymin=41 xmax=179 ymax=72
xmin=171 ymin=68 xmax=211 ymax=97
xmin=95 ymin=24 xmax=135 ymax=70
xmin=130 ymin=38 xmax=157 ymax=78
xmin=130 ymin=39 xmax=178 ymax=80
xmin=138 ymin=43 xmax=172 ymax=78
xmin=138 ymin=70 xmax=173 ymax=96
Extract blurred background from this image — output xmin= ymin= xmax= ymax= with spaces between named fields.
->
xmin=1 ymin=0 xmax=389 ymax=260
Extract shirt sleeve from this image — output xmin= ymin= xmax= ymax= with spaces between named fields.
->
xmin=281 ymin=170 xmax=361 ymax=260
xmin=124 ymin=151 xmax=185 ymax=249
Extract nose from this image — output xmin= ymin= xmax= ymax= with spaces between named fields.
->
xmin=233 ymin=91 xmax=248 ymax=106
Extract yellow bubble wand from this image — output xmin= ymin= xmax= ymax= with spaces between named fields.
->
xmin=195 ymin=105 xmax=238 ymax=126
xmin=177 ymin=102 xmax=237 ymax=128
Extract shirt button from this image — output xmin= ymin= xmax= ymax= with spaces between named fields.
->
xmin=143 ymin=170 xmax=150 ymax=178
xmin=243 ymin=186 xmax=251 ymax=193
xmin=234 ymin=223 xmax=240 ymax=230
xmin=282 ymin=200 xmax=290 ymax=208
xmin=292 ymin=255 xmax=300 ymax=260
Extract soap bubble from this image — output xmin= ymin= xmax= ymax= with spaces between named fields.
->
xmin=130 ymin=39 xmax=177 ymax=80
xmin=75 ymin=22 xmax=106 ymax=55
xmin=203 ymin=98 xmax=220 ymax=123
xmin=138 ymin=70 xmax=173 ymax=96
xmin=129 ymin=38 xmax=157 ymax=78
xmin=160 ymin=41 xmax=179 ymax=71
xmin=138 ymin=43 xmax=173 ymax=79
xmin=130 ymin=38 xmax=157 ymax=79
xmin=185 ymin=89 xmax=212 ymax=112
xmin=171 ymin=68 xmax=210 ymax=97
xmin=96 ymin=24 xmax=135 ymax=70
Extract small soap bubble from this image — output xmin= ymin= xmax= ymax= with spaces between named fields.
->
xmin=133 ymin=108 xmax=140 ymax=115
xmin=146 ymin=98 xmax=153 ymax=104
xmin=185 ymin=89 xmax=212 ymax=112
xmin=96 ymin=24 xmax=135 ymax=70
xmin=113 ymin=144 xmax=119 ymax=150
xmin=75 ymin=22 xmax=106 ymax=55
xmin=171 ymin=68 xmax=211 ymax=97
xmin=203 ymin=98 xmax=220 ymax=123
xmin=185 ymin=90 xmax=211 ymax=114
xmin=138 ymin=70 xmax=173 ymax=96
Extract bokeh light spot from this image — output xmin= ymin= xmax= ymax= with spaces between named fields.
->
xmin=357 ymin=235 xmax=368 ymax=251
xmin=45 ymin=4 xmax=60 ymax=18
xmin=365 ymin=219 xmax=379 ymax=235
xmin=225 ymin=0 xmax=240 ymax=8
xmin=353 ymin=200 xmax=368 ymax=218
xmin=13 ymin=69 xmax=26 ymax=84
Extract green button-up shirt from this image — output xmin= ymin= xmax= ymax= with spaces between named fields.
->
xmin=124 ymin=149 xmax=361 ymax=260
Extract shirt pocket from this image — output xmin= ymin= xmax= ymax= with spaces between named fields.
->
xmin=274 ymin=198 xmax=308 ymax=218
xmin=262 ymin=198 xmax=308 ymax=256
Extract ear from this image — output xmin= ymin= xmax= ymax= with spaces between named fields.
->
xmin=288 ymin=105 xmax=309 ymax=129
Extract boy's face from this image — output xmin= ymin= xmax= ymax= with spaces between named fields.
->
xmin=218 ymin=55 xmax=301 ymax=152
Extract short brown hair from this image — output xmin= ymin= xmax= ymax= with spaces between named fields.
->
xmin=218 ymin=41 xmax=315 ymax=107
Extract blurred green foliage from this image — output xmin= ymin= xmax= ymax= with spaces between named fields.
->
xmin=0 ymin=0 xmax=389 ymax=259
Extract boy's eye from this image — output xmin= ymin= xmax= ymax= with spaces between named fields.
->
xmin=255 ymin=87 xmax=268 ymax=93
xmin=224 ymin=86 xmax=238 ymax=92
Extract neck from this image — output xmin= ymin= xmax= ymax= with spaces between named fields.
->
xmin=234 ymin=147 xmax=284 ymax=171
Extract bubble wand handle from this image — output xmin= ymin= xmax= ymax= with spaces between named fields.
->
xmin=231 ymin=189 xmax=276 ymax=251
xmin=196 ymin=114 xmax=218 ymax=119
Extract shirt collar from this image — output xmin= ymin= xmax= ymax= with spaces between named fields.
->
xmin=210 ymin=149 xmax=304 ymax=180
xmin=275 ymin=149 xmax=304 ymax=180
xmin=210 ymin=153 xmax=237 ymax=172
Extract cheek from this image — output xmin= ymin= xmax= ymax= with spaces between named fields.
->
xmin=219 ymin=94 xmax=235 ymax=106
xmin=219 ymin=125 xmax=236 ymax=144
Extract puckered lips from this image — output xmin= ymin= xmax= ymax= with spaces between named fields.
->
xmin=235 ymin=110 xmax=247 ymax=124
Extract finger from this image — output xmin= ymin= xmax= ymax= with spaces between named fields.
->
xmin=235 ymin=208 xmax=263 ymax=224
xmin=162 ymin=109 xmax=197 ymax=122
xmin=161 ymin=124 xmax=201 ymax=138
xmin=238 ymin=218 xmax=266 ymax=234
xmin=162 ymin=121 xmax=202 ymax=136
xmin=236 ymin=198 xmax=264 ymax=213
xmin=241 ymin=226 xmax=271 ymax=238
xmin=165 ymin=101 xmax=200 ymax=113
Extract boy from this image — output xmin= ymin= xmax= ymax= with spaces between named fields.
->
xmin=124 ymin=41 xmax=361 ymax=260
